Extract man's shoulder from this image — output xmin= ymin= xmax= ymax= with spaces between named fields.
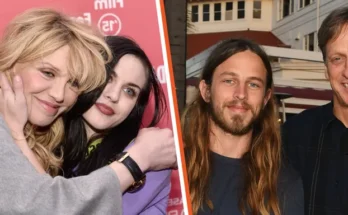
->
xmin=280 ymin=104 xmax=332 ymax=147
xmin=282 ymin=103 xmax=331 ymax=130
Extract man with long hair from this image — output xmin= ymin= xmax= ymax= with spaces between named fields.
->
xmin=282 ymin=7 xmax=348 ymax=215
xmin=182 ymin=39 xmax=304 ymax=215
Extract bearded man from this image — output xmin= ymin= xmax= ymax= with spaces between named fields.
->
xmin=182 ymin=39 xmax=304 ymax=215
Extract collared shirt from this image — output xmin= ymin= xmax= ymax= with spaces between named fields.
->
xmin=282 ymin=102 xmax=348 ymax=215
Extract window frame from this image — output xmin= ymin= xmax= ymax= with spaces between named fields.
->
xmin=253 ymin=0 xmax=262 ymax=19
xmin=202 ymin=3 xmax=210 ymax=22
xmin=225 ymin=2 xmax=233 ymax=20
xmin=214 ymin=3 xmax=222 ymax=21
xmin=237 ymin=1 xmax=245 ymax=19
xmin=191 ymin=5 xmax=199 ymax=22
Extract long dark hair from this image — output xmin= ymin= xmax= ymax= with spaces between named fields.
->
xmin=182 ymin=39 xmax=281 ymax=215
xmin=61 ymin=36 xmax=166 ymax=177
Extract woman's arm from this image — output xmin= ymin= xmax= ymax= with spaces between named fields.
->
xmin=110 ymin=127 xmax=176 ymax=192
xmin=122 ymin=141 xmax=172 ymax=214
xmin=122 ymin=169 xmax=172 ymax=214
xmin=138 ymin=177 xmax=171 ymax=215
xmin=0 ymin=74 xmax=177 ymax=183
xmin=0 ymin=72 xmax=177 ymax=214
xmin=0 ymin=116 xmax=177 ymax=214
xmin=0 ymin=117 xmax=122 ymax=214
xmin=12 ymin=135 xmax=46 ymax=174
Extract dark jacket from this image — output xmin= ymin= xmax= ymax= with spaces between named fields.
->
xmin=281 ymin=102 xmax=348 ymax=215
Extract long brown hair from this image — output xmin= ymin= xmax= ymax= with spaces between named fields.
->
xmin=0 ymin=8 xmax=112 ymax=175
xmin=182 ymin=39 xmax=281 ymax=215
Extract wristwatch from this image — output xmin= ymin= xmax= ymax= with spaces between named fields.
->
xmin=114 ymin=152 xmax=146 ymax=193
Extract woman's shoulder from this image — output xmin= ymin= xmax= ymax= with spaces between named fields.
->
xmin=124 ymin=139 xmax=172 ymax=181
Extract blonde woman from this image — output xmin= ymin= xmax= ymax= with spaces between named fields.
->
xmin=0 ymin=8 xmax=176 ymax=215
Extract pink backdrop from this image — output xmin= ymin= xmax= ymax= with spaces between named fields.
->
xmin=0 ymin=0 xmax=183 ymax=214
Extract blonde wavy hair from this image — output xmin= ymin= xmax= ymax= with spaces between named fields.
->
xmin=182 ymin=39 xmax=281 ymax=215
xmin=0 ymin=8 xmax=112 ymax=176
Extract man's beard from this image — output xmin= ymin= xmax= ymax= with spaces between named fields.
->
xmin=209 ymin=99 xmax=261 ymax=136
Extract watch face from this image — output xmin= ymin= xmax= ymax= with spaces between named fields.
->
xmin=127 ymin=176 xmax=147 ymax=193
xmin=114 ymin=151 xmax=146 ymax=192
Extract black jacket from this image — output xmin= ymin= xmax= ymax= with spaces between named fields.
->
xmin=281 ymin=102 xmax=348 ymax=215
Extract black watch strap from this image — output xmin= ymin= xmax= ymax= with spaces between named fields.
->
xmin=115 ymin=152 xmax=145 ymax=182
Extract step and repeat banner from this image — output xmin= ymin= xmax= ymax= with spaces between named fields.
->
xmin=0 ymin=0 xmax=183 ymax=214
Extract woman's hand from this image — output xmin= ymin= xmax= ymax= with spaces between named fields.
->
xmin=0 ymin=73 xmax=28 ymax=140
xmin=127 ymin=127 xmax=177 ymax=172
xmin=0 ymin=73 xmax=46 ymax=174
xmin=109 ymin=127 xmax=177 ymax=192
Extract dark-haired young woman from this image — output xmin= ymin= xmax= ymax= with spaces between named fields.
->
xmin=61 ymin=36 xmax=172 ymax=214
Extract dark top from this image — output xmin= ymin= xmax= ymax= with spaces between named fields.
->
xmin=282 ymin=102 xmax=348 ymax=215
xmin=197 ymin=151 xmax=304 ymax=215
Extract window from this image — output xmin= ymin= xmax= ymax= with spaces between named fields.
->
xmin=304 ymin=32 xmax=315 ymax=51
xmin=280 ymin=0 xmax=294 ymax=19
xmin=299 ymin=0 xmax=313 ymax=9
xmin=253 ymin=0 xmax=261 ymax=19
xmin=214 ymin=3 xmax=221 ymax=21
xmin=191 ymin=5 xmax=198 ymax=22
xmin=283 ymin=1 xmax=289 ymax=17
xmin=291 ymin=0 xmax=294 ymax=14
xmin=237 ymin=1 xmax=245 ymax=19
xmin=203 ymin=4 xmax=210 ymax=22
xmin=225 ymin=2 xmax=233 ymax=20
